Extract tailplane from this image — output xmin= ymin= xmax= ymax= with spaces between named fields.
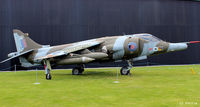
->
xmin=1 ymin=30 xmax=43 ymax=65
xmin=13 ymin=29 xmax=42 ymax=53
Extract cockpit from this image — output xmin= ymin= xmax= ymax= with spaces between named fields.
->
xmin=130 ymin=34 xmax=162 ymax=42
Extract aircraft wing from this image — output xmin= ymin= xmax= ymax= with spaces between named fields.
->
xmin=35 ymin=50 xmax=66 ymax=60
xmin=35 ymin=39 xmax=103 ymax=60
xmin=63 ymin=39 xmax=103 ymax=53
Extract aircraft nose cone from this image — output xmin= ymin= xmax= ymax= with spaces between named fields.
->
xmin=167 ymin=43 xmax=188 ymax=52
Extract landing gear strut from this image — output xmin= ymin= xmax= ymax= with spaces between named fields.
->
xmin=120 ymin=60 xmax=133 ymax=75
xmin=44 ymin=60 xmax=52 ymax=80
xmin=72 ymin=65 xmax=84 ymax=75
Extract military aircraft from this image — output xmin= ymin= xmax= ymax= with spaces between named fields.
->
xmin=1 ymin=29 xmax=200 ymax=80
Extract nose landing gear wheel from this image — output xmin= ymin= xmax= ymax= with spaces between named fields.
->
xmin=120 ymin=66 xmax=130 ymax=75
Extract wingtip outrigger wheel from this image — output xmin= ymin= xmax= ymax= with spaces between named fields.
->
xmin=46 ymin=69 xmax=52 ymax=80
xmin=44 ymin=59 xmax=52 ymax=80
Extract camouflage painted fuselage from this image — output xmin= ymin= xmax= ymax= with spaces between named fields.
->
xmin=23 ymin=34 xmax=173 ymax=67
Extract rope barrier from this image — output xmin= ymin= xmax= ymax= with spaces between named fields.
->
xmin=0 ymin=62 xmax=199 ymax=71
xmin=0 ymin=65 xmax=16 ymax=71
xmin=0 ymin=64 xmax=45 ymax=71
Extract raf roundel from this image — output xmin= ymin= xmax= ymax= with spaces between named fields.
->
xmin=128 ymin=42 xmax=137 ymax=52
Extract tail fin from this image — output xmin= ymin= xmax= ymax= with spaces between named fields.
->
xmin=13 ymin=29 xmax=42 ymax=53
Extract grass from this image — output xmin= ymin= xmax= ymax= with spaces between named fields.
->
xmin=0 ymin=65 xmax=200 ymax=107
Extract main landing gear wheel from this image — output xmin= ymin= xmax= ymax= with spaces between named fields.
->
xmin=120 ymin=66 xmax=130 ymax=75
xmin=72 ymin=67 xmax=84 ymax=75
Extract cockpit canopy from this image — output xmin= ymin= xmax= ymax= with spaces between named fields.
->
xmin=128 ymin=33 xmax=162 ymax=42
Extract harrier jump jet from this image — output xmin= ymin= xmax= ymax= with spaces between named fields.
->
xmin=1 ymin=29 xmax=199 ymax=80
